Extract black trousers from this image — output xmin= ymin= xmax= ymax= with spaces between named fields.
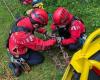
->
xmin=65 ymin=38 xmax=84 ymax=51
xmin=19 ymin=50 xmax=44 ymax=65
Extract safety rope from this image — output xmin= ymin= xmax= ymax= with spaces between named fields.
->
xmin=2 ymin=0 xmax=16 ymax=21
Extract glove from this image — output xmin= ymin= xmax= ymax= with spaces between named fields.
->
xmin=50 ymin=33 xmax=56 ymax=39
xmin=56 ymin=37 xmax=62 ymax=44
xmin=44 ymin=32 xmax=51 ymax=39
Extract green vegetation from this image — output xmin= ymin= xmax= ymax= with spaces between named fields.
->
xmin=0 ymin=0 xmax=100 ymax=80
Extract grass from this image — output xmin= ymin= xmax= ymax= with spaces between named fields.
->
xmin=0 ymin=0 xmax=100 ymax=80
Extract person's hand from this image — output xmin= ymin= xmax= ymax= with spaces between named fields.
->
xmin=51 ymin=33 xmax=56 ymax=39
xmin=44 ymin=32 xmax=51 ymax=39
xmin=56 ymin=37 xmax=62 ymax=43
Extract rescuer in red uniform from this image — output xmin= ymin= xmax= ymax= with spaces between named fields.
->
xmin=7 ymin=8 xmax=56 ymax=76
xmin=51 ymin=7 xmax=86 ymax=51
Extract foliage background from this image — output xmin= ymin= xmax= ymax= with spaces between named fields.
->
xmin=0 ymin=0 xmax=100 ymax=80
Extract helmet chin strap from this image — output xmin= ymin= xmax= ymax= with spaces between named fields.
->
xmin=33 ymin=23 xmax=43 ymax=32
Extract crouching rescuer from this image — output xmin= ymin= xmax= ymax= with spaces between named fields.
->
xmin=6 ymin=8 xmax=56 ymax=76
xmin=51 ymin=7 xmax=87 ymax=51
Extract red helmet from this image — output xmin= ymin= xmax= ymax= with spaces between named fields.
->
xmin=53 ymin=7 xmax=70 ymax=26
xmin=30 ymin=8 xmax=48 ymax=26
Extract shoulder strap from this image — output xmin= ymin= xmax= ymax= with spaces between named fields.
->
xmin=11 ymin=25 xmax=31 ymax=33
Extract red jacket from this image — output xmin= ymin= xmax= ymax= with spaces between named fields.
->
xmin=22 ymin=0 xmax=32 ymax=5
xmin=51 ymin=16 xmax=85 ymax=46
xmin=8 ymin=17 xmax=56 ymax=56
xmin=92 ymin=66 xmax=100 ymax=76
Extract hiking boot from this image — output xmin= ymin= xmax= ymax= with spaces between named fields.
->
xmin=9 ymin=62 xmax=22 ymax=77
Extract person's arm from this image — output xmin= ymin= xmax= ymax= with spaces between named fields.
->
xmin=61 ymin=20 xmax=85 ymax=45
xmin=36 ymin=27 xmax=47 ymax=34
xmin=19 ymin=33 xmax=56 ymax=51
